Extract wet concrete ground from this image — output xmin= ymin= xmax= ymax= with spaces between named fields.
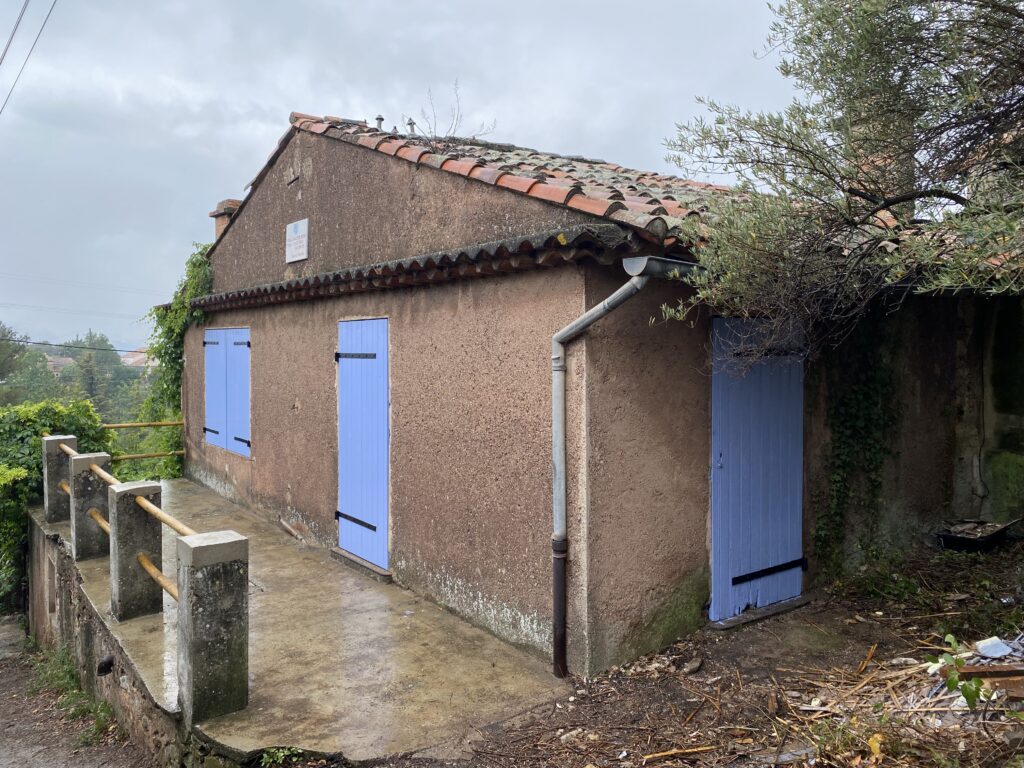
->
xmin=74 ymin=479 xmax=565 ymax=761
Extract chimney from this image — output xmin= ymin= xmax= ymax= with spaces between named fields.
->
xmin=375 ymin=114 xmax=384 ymax=131
xmin=209 ymin=199 xmax=242 ymax=240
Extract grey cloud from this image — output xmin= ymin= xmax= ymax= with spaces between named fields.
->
xmin=0 ymin=1 xmax=793 ymax=349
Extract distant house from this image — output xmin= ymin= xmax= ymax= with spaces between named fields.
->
xmin=120 ymin=348 xmax=153 ymax=370
xmin=181 ymin=112 xmax=1010 ymax=676
xmin=44 ymin=355 xmax=74 ymax=375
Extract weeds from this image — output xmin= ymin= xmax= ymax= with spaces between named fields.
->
xmin=260 ymin=746 xmax=303 ymax=766
xmin=841 ymin=540 xmax=1024 ymax=640
xmin=28 ymin=644 xmax=120 ymax=745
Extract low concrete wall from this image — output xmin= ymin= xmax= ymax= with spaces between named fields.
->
xmin=27 ymin=508 xmax=183 ymax=766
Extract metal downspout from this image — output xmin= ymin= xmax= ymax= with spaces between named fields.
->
xmin=550 ymin=274 xmax=650 ymax=677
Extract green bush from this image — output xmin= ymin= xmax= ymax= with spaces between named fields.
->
xmin=0 ymin=464 xmax=29 ymax=611
xmin=0 ymin=399 xmax=112 ymax=611
xmin=0 ymin=400 xmax=112 ymax=496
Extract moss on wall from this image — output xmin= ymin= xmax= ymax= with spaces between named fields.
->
xmin=983 ymin=299 xmax=1024 ymax=519
xmin=619 ymin=566 xmax=709 ymax=662
xmin=986 ymin=450 xmax=1024 ymax=522
xmin=990 ymin=300 xmax=1024 ymax=417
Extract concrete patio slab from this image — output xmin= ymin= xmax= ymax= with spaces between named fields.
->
xmin=74 ymin=478 xmax=566 ymax=761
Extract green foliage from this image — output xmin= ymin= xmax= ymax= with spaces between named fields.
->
xmin=666 ymin=0 xmax=1024 ymax=358
xmin=29 ymin=645 xmax=119 ymax=745
xmin=260 ymin=746 xmax=303 ymax=766
xmin=0 ymin=400 xmax=111 ymax=492
xmin=140 ymin=243 xmax=211 ymax=477
xmin=0 ymin=400 xmax=111 ymax=611
xmin=145 ymin=243 xmax=212 ymax=417
xmin=815 ymin=315 xmax=899 ymax=576
xmin=1 ymin=349 xmax=71 ymax=404
xmin=0 ymin=321 xmax=27 ymax=392
xmin=0 ymin=464 xmax=29 ymax=611
xmin=925 ymin=635 xmax=988 ymax=710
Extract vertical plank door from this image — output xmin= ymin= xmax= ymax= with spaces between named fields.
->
xmin=336 ymin=319 xmax=390 ymax=569
xmin=710 ymin=317 xmax=804 ymax=622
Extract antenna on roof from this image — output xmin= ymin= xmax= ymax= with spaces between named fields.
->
xmin=375 ymin=115 xmax=384 ymax=131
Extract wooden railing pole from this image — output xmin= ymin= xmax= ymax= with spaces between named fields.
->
xmin=134 ymin=495 xmax=196 ymax=537
xmin=102 ymin=420 xmax=184 ymax=429
xmin=136 ymin=552 xmax=179 ymax=601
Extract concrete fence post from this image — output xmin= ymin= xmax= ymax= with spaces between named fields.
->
xmin=109 ymin=481 xmax=163 ymax=621
xmin=42 ymin=435 xmax=76 ymax=523
xmin=69 ymin=452 xmax=112 ymax=561
xmin=177 ymin=530 xmax=249 ymax=727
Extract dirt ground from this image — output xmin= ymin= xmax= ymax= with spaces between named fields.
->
xmin=0 ymin=631 xmax=154 ymax=768
xmin=3 ymin=541 xmax=1023 ymax=768
xmin=355 ymin=539 xmax=1024 ymax=768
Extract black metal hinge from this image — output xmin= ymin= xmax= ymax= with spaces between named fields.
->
xmin=233 ymin=437 xmax=251 ymax=447
xmin=203 ymin=340 xmax=219 ymax=346
xmin=335 ymin=352 xmax=376 ymax=361
xmin=203 ymin=427 xmax=220 ymax=435
xmin=335 ymin=510 xmax=377 ymax=532
xmin=233 ymin=340 xmax=251 ymax=347
xmin=732 ymin=556 xmax=807 ymax=587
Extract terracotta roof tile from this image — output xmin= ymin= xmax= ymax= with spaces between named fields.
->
xmin=496 ymin=174 xmax=539 ymax=194
xmin=528 ymin=183 xmax=580 ymax=205
xmin=440 ymin=158 xmax=481 ymax=177
xmin=469 ymin=166 xmax=507 ymax=184
xmin=567 ymin=195 xmax=626 ymax=218
xmin=284 ymin=112 xmax=735 ymax=242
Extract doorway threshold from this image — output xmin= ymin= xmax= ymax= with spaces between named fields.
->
xmin=709 ymin=593 xmax=814 ymax=631
xmin=330 ymin=546 xmax=393 ymax=583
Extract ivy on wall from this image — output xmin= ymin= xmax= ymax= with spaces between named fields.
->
xmin=140 ymin=243 xmax=212 ymax=477
xmin=146 ymin=243 xmax=212 ymax=415
xmin=815 ymin=313 xmax=901 ymax=577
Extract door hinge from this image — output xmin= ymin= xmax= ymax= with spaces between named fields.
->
xmin=203 ymin=340 xmax=219 ymax=346
xmin=233 ymin=437 xmax=251 ymax=447
xmin=335 ymin=510 xmax=377 ymax=532
xmin=731 ymin=556 xmax=807 ymax=587
xmin=233 ymin=340 xmax=251 ymax=347
xmin=335 ymin=352 xmax=376 ymax=361
xmin=203 ymin=427 xmax=220 ymax=435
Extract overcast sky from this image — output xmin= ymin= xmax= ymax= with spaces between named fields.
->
xmin=0 ymin=1 xmax=793 ymax=351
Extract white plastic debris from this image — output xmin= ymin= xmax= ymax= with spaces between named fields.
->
xmin=976 ymin=636 xmax=1013 ymax=659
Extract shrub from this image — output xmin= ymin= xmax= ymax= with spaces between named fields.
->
xmin=0 ymin=464 xmax=29 ymax=611
xmin=0 ymin=399 xmax=112 ymax=611
xmin=0 ymin=400 xmax=112 ymax=496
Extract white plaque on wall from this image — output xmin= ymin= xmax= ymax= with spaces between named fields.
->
xmin=285 ymin=219 xmax=309 ymax=263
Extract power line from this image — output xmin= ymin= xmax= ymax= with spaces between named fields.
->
xmin=0 ymin=0 xmax=58 ymax=120
xmin=0 ymin=0 xmax=31 ymax=70
xmin=0 ymin=270 xmax=169 ymax=297
xmin=0 ymin=337 xmax=145 ymax=354
xmin=0 ymin=300 xmax=141 ymax=319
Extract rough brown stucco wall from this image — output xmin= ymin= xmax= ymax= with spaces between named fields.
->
xmin=803 ymin=296 xmax=958 ymax=570
xmin=581 ymin=265 xmax=711 ymax=673
xmin=184 ymin=267 xmax=593 ymax=665
xmin=209 ymin=131 xmax=597 ymax=293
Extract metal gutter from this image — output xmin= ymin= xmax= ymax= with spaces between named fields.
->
xmin=549 ymin=256 xmax=697 ymax=677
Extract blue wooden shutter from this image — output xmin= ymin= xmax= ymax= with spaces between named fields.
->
xmin=337 ymin=319 xmax=390 ymax=569
xmin=203 ymin=329 xmax=227 ymax=449
xmin=226 ymin=328 xmax=251 ymax=457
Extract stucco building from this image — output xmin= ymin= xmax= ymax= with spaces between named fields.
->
xmin=183 ymin=112 xmax=1000 ymax=676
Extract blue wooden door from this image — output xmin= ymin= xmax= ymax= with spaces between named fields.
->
xmin=710 ymin=318 xmax=804 ymax=622
xmin=337 ymin=319 xmax=390 ymax=569
xmin=203 ymin=329 xmax=227 ymax=449
xmin=226 ymin=328 xmax=251 ymax=457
